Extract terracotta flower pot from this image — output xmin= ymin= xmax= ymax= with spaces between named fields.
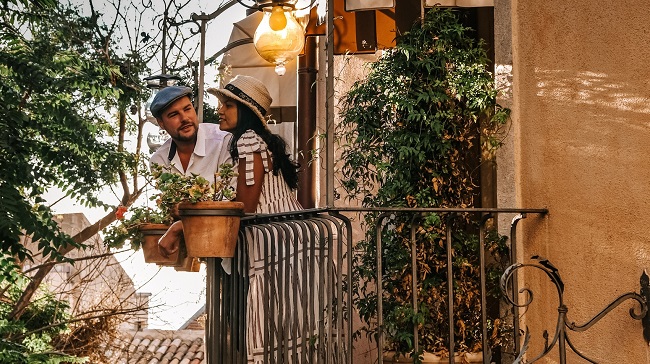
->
xmin=177 ymin=201 xmax=245 ymax=258
xmin=441 ymin=351 xmax=483 ymax=364
xmin=383 ymin=351 xmax=442 ymax=364
xmin=462 ymin=352 xmax=483 ymax=363
xmin=174 ymin=257 xmax=201 ymax=272
xmin=139 ymin=223 xmax=183 ymax=265
xmin=441 ymin=353 xmax=461 ymax=364
xmin=383 ymin=351 xmax=482 ymax=364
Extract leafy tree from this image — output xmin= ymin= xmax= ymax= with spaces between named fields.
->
xmin=1 ymin=0 xmax=124 ymax=270
xmin=0 ymin=0 xmax=155 ymax=319
xmin=0 ymin=271 xmax=86 ymax=364
xmin=0 ymin=0 xmax=228 ymax=360
xmin=0 ymin=0 xmax=157 ymax=360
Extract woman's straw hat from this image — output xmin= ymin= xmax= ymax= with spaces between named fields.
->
xmin=208 ymin=75 xmax=272 ymax=125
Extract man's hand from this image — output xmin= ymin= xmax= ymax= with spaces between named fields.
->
xmin=158 ymin=220 xmax=183 ymax=258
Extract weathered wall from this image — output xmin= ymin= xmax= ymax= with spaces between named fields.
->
xmin=23 ymin=213 xmax=149 ymax=331
xmin=510 ymin=0 xmax=650 ymax=362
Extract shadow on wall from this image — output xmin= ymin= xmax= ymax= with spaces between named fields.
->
xmin=533 ymin=68 xmax=650 ymax=125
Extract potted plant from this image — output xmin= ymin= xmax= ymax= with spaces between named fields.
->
xmin=152 ymin=162 xmax=244 ymax=258
xmin=174 ymin=257 xmax=201 ymax=272
xmin=103 ymin=205 xmax=182 ymax=265
xmin=338 ymin=7 xmax=511 ymax=363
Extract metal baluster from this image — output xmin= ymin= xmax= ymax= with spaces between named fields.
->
xmin=446 ymin=214 xmax=455 ymax=364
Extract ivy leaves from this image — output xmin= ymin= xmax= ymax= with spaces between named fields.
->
xmin=339 ymin=8 xmax=508 ymax=210
xmin=340 ymin=7 xmax=511 ymax=355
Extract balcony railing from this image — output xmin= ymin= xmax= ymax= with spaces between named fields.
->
xmin=205 ymin=207 xmax=548 ymax=364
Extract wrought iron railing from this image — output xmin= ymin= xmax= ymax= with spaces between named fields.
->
xmin=206 ymin=208 xmax=352 ymax=364
xmin=500 ymin=258 xmax=648 ymax=363
xmin=205 ymin=207 xmax=549 ymax=364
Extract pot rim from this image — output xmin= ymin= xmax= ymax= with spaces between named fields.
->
xmin=178 ymin=200 xmax=245 ymax=216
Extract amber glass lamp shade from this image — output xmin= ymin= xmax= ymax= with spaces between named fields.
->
xmin=253 ymin=6 xmax=305 ymax=76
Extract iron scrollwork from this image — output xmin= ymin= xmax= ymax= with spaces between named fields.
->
xmin=500 ymin=256 xmax=649 ymax=364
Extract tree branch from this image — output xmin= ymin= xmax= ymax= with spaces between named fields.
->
xmin=9 ymin=197 xmax=140 ymax=320
xmin=13 ymin=304 xmax=163 ymax=341
xmin=21 ymin=249 xmax=129 ymax=275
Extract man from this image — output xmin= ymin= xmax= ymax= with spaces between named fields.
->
xmin=148 ymin=85 xmax=232 ymax=257
xmin=149 ymin=85 xmax=232 ymax=179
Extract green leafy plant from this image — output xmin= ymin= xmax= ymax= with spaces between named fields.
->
xmin=102 ymin=206 xmax=171 ymax=251
xmin=0 ymin=274 xmax=87 ymax=364
xmin=103 ymin=163 xmax=238 ymax=251
xmin=152 ymin=162 xmax=238 ymax=214
xmin=338 ymin=7 xmax=511 ymax=359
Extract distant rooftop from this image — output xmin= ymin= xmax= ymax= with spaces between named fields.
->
xmin=178 ymin=304 xmax=206 ymax=331
xmin=106 ymin=329 xmax=205 ymax=364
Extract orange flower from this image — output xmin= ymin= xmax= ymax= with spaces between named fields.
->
xmin=115 ymin=205 xmax=128 ymax=220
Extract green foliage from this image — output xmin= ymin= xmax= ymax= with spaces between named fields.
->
xmin=102 ymin=206 xmax=171 ymax=250
xmin=0 ymin=274 xmax=87 ymax=363
xmin=152 ymin=162 xmax=238 ymax=216
xmin=202 ymin=102 xmax=221 ymax=124
xmin=339 ymin=8 xmax=508 ymax=208
xmin=339 ymin=7 xmax=511 ymax=356
xmin=0 ymin=1 xmax=148 ymax=280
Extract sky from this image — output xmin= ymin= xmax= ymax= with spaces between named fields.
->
xmin=45 ymin=0 xmax=249 ymax=330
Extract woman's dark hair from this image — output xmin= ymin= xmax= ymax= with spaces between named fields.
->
xmin=228 ymin=102 xmax=300 ymax=189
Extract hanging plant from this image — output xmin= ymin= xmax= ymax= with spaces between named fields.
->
xmin=338 ymin=7 xmax=511 ymax=360
xmin=103 ymin=205 xmax=171 ymax=251
xmin=152 ymin=162 xmax=244 ymax=258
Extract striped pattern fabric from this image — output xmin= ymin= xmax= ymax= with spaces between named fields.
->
xmin=236 ymin=130 xmax=269 ymax=186
xmin=236 ymin=131 xmax=304 ymax=363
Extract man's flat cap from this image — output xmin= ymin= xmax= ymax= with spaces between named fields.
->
xmin=150 ymin=86 xmax=193 ymax=119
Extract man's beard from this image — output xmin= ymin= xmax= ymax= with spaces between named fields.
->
xmin=173 ymin=122 xmax=198 ymax=142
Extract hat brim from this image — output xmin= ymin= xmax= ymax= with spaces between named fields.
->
xmin=207 ymin=87 xmax=268 ymax=126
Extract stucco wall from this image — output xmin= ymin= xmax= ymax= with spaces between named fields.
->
xmin=511 ymin=0 xmax=650 ymax=362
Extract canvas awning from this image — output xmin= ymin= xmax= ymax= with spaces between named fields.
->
xmin=210 ymin=11 xmax=298 ymax=123
xmin=425 ymin=0 xmax=494 ymax=6
xmin=345 ymin=0 xmax=494 ymax=10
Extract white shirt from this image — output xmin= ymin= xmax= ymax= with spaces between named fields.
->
xmin=150 ymin=123 xmax=233 ymax=180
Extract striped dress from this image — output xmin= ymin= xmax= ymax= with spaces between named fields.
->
xmin=236 ymin=130 xmax=304 ymax=363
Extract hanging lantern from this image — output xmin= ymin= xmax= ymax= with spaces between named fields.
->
xmin=253 ymin=1 xmax=306 ymax=76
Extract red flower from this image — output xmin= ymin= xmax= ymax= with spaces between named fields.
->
xmin=116 ymin=205 xmax=128 ymax=220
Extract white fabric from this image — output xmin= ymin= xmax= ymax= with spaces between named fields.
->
xmin=345 ymin=0 xmax=394 ymax=11
xmin=149 ymin=123 xmax=233 ymax=180
xmin=236 ymin=130 xmax=270 ymax=186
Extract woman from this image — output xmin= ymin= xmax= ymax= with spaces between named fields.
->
xmin=208 ymin=75 xmax=304 ymax=363
xmin=209 ymin=75 xmax=301 ymax=215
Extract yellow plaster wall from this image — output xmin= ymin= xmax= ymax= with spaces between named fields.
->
xmin=511 ymin=0 xmax=650 ymax=361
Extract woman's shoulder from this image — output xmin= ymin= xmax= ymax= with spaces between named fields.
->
xmin=237 ymin=129 xmax=267 ymax=154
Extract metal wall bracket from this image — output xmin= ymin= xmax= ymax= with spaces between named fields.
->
xmin=640 ymin=270 xmax=650 ymax=343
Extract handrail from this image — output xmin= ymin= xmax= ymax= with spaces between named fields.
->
xmin=206 ymin=207 xmax=548 ymax=364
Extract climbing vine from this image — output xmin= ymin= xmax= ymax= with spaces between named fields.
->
xmin=339 ymin=7 xmax=511 ymax=359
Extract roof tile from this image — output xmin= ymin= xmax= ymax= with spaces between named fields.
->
xmin=111 ymin=330 xmax=205 ymax=364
